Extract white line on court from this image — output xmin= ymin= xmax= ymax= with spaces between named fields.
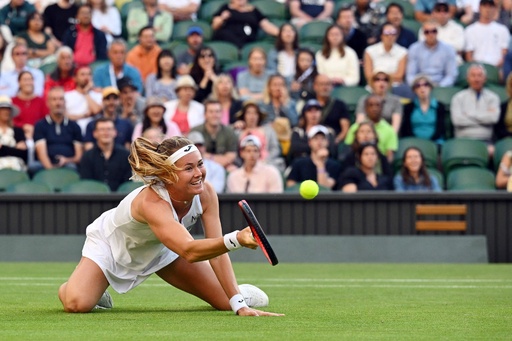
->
xmin=0 ymin=277 xmax=511 ymax=289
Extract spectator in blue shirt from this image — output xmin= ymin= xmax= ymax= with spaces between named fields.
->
xmin=394 ymin=146 xmax=442 ymax=191
xmin=406 ymin=20 xmax=458 ymax=87
xmin=92 ymin=39 xmax=143 ymax=93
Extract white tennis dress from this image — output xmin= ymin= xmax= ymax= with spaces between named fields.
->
xmin=82 ymin=184 xmax=203 ymax=294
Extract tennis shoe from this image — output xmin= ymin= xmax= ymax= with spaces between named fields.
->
xmin=239 ymin=284 xmax=269 ymax=307
xmin=94 ymin=290 xmax=113 ymax=310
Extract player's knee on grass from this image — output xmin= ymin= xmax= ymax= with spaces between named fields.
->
xmin=59 ymin=283 xmax=96 ymax=313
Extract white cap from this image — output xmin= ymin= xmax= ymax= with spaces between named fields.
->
xmin=307 ymin=125 xmax=329 ymax=139
xmin=240 ymin=135 xmax=262 ymax=149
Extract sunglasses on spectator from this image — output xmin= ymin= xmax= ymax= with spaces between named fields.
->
xmin=382 ymin=30 xmax=397 ymax=36
xmin=200 ymin=52 xmax=214 ymax=58
xmin=373 ymin=77 xmax=389 ymax=82
xmin=434 ymin=7 xmax=449 ymax=12
xmin=414 ymin=82 xmax=430 ymax=89
xmin=424 ymin=29 xmax=438 ymax=35
xmin=14 ymin=51 xmax=28 ymax=56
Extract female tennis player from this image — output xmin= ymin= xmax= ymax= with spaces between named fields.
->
xmin=58 ymin=136 xmax=283 ymax=316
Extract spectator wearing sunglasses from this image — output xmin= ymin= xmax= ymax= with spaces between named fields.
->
xmin=418 ymin=1 xmax=464 ymax=65
xmin=415 ymin=0 xmax=457 ymax=23
xmin=406 ymin=20 xmax=458 ymax=87
xmin=355 ymin=71 xmax=403 ymax=133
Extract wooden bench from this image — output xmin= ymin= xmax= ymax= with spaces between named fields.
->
xmin=415 ymin=204 xmax=467 ymax=232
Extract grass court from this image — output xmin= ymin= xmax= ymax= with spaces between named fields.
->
xmin=0 ymin=262 xmax=510 ymax=340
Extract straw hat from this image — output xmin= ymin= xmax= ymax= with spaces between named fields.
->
xmin=0 ymin=95 xmax=19 ymax=117
xmin=175 ymin=75 xmax=198 ymax=91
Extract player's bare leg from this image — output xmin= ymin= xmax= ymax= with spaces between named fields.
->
xmin=58 ymin=257 xmax=109 ymax=313
xmin=156 ymin=257 xmax=231 ymax=311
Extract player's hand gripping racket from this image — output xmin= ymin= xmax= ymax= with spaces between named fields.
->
xmin=238 ymin=200 xmax=279 ymax=266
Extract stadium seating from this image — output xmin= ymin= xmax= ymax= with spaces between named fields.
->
xmin=171 ymin=20 xmax=213 ymax=42
xmin=61 ymin=180 xmax=111 ymax=194
xmin=446 ymin=167 xmax=495 ymax=191
xmin=431 ymin=86 xmax=463 ymax=108
xmin=0 ymin=169 xmax=29 ymax=191
xmin=240 ymin=41 xmax=275 ymax=61
xmin=331 ymin=86 xmax=370 ymax=119
xmin=206 ymin=41 xmax=240 ymax=68
xmin=198 ymin=0 xmax=226 ymax=22
xmin=117 ymin=181 xmax=144 ymax=193
xmin=493 ymin=137 xmax=512 ymax=171
xmin=252 ymin=0 xmax=289 ymax=20
xmin=6 ymin=182 xmax=52 ymax=194
xmin=427 ymin=167 xmax=445 ymax=190
xmin=401 ymin=19 xmax=421 ymax=38
xmin=486 ymin=84 xmax=508 ymax=103
xmin=393 ymin=137 xmax=439 ymax=171
xmin=120 ymin=0 xmax=143 ymax=40
xmin=32 ymin=168 xmax=80 ymax=192
xmin=381 ymin=0 xmax=416 ymax=19
xmin=441 ymin=138 xmax=489 ymax=174
xmin=299 ymin=21 xmax=331 ymax=43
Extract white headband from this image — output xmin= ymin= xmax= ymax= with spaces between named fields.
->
xmin=167 ymin=144 xmax=199 ymax=165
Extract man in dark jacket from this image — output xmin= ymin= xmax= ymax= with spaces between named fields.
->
xmin=62 ymin=4 xmax=107 ymax=66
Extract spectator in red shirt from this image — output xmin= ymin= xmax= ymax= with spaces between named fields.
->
xmin=44 ymin=46 xmax=76 ymax=98
xmin=61 ymin=4 xmax=107 ymax=67
xmin=12 ymin=70 xmax=48 ymax=137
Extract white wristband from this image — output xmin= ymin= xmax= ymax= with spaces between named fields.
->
xmin=223 ymin=231 xmax=241 ymax=251
xmin=229 ymin=293 xmax=248 ymax=314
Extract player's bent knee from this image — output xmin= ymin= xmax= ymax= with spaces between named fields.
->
xmin=62 ymin=297 xmax=95 ymax=313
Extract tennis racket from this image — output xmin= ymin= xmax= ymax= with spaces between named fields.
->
xmin=238 ymin=200 xmax=279 ymax=266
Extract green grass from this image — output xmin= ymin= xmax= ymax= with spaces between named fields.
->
xmin=0 ymin=263 xmax=510 ymax=340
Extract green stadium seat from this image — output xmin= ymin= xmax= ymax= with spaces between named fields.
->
xmin=61 ymin=180 xmax=111 ymax=194
xmin=240 ymin=41 xmax=275 ymax=61
xmin=446 ymin=167 xmax=495 ymax=191
xmin=427 ymin=167 xmax=445 ymax=190
xmin=432 ymin=86 xmax=463 ymax=108
xmin=6 ymin=181 xmax=52 ymax=194
xmin=39 ymin=61 xmax=56 ymax=75
xmin=32 ymin=168 xmax=80 ymax=192
xmin=441 ymin=138 xmax=489 ymax=174
xmin=171 ymin=20 xmax=213 ymax=42
xmin=393 ymin=137 xmax=439 ymax=171
xmin=252 ymin=0 xmax=289 ymax=20
xmin=300 ymin=41 xmax=322 ymax=54
xmin=0 ymin=169 xmax=29 ymax=191
xmin=401 ymin=18 xmax=421 ymax=38
xmin=206 ymin=41 xmax=240 ymax=68
xmin=331 ymin=86 xmax=370 ymax=119
xmin=486 ymin=84 xmax=508 ymax=104
xmin=198 ymin=0 xmax=226 ymax=22
xmin=493 ymin=137 xmax=512 ymax=171
xmin=117 ymin=181 xmax=144 ymax=193
xmin=299 ymin=21 xmax=331 ymax=43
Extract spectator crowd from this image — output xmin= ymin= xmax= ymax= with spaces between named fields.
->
xmin=0 ymin=0 xmax=511 ymax=193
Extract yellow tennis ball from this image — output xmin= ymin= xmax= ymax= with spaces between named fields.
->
xmin=300 ymin=180 xmax=319 ymax=200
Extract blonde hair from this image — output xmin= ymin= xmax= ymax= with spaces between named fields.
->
xmin=128 ymin=136 xmax=194 ymax=185
xmin=262 ymin=74 xmax=290 ymax=104
xmin=210 ymin=73 xmax=239 ymax=100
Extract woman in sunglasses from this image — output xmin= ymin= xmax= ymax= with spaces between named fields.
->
xmin=355 ymin=70 xmax=403 ymax=133
xmin=400 ymin=75 xmax=446 ymax=144
xmin=190 ymin=46 xmax=219 ymax=103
